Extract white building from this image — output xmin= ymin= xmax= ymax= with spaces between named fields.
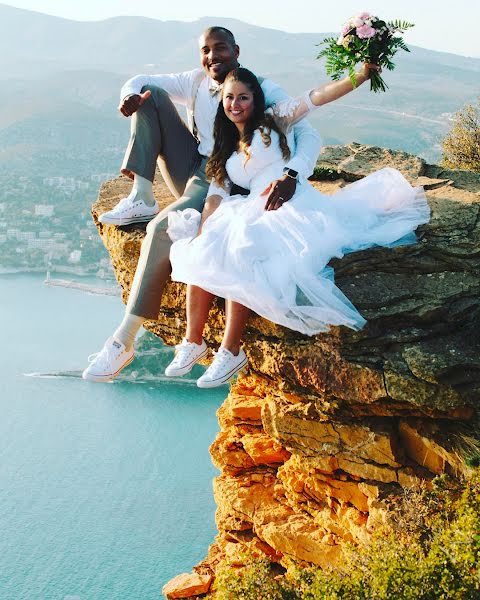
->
xmin=35 ymin=205 xmax=55 ymax=217
xmin=68 ymin=250 xmax=82 ymax=264
xmin=17 ymin=231 xmax=35 ymax=241
xmin=27 ymin=238 xmax=55 ymax=250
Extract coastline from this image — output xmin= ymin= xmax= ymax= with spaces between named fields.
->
xmin=0 ymin=267 xmax=46 ymax=275
xmin=0 ymin=265 xmax=112 ymax=278
xmin=44 ymin=277 xmax=120 ymax=296
xmin=0 ymin=268 xmax=119 ymax=296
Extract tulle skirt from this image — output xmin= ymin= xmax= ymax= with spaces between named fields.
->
xmin=167 ymin=167 xmax=430 ymax=336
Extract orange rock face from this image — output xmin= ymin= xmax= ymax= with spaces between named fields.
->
xmin=162 ymin=572 xmax=213 ymax=598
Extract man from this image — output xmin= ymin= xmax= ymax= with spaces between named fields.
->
xmin=82 ymin=26 xmax=321 ymax=382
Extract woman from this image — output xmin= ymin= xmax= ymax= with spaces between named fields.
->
xmin=164 ymin=67 xmax=429 ymax=388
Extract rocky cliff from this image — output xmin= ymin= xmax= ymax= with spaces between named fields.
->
xmin=92 ymin=144 xmax=480 ymax=599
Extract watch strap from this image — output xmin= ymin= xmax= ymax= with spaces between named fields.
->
xmin=283 ymin=168 xmax=299 ymax=180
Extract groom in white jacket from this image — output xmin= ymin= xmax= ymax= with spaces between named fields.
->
xmin=83 ymin=26 xmax=322 ymax=382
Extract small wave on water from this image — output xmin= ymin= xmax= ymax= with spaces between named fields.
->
xmin=23 ymin=370 xmax=201 ymax=386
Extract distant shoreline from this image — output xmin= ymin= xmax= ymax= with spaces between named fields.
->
xmin=0 ymin=266 xmax=110 ymax=278
xmin=45 ymin=277 xmax=120 ymax=296
xmin=0 ymin=267 xmax=45 ymax=275
xmin=0 ymin=269 xmax=120 ymax=297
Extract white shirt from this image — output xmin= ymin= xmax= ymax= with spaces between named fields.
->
xmin=121 ymin=68 xmax=322 ymax=180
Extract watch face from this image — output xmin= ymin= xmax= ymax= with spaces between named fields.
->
xmin=285 ymin=168 xmax=298 ymax=178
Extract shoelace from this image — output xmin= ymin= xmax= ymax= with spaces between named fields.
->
xmin=111 ymin=194 xmax=146 ymax=215
xmin=207 ymin=349 xmax=234 ymax=376
xmin=172 ymin=340 xmax=197 ymax=362
xmin=112 ymin=196 xmax=133 ymax=212
xmin=87 ymin=343 xmax=120 ymax=366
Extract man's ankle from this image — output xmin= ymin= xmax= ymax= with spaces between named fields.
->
xmin=131 ymin=174 xmax=156 ymax=207
xmin=140 ymin=196 xmax=156 ymax=208
xmin=127 ymin=188 xmax=156 ymax=207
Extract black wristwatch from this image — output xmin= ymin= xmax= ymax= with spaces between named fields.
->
xmin=283 ymin=168 xmax=299 ymax=180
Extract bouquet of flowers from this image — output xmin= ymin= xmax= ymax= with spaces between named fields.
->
xmin=317 ymin=13 xmax=414 ymax=92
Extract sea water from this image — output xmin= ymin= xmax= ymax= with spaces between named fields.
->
xmin=0 ymin=274 xmax=226 ymax=600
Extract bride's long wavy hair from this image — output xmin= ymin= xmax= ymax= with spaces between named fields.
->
xmin=206 ymin=68 xmax=291 ymax=187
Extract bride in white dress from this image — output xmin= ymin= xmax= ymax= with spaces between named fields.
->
xmin=164 ymin=67 xmax=430 ymax=387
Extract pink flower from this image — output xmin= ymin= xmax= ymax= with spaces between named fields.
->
xmin=356 ymin=24 xmax=376 ymax=39
xmin=359 ymin=12 xmax=372 ymax=20
xmin=341 ymin=23 xmax=351 ymax=35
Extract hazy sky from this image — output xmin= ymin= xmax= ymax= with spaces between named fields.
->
xmin=4 ymin=0 xmax=480 ymax=57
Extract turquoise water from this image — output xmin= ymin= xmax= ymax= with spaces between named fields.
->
xmin=0 ymin=274 xmax=226 ymax=600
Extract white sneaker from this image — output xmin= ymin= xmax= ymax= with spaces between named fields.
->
xmin=98 ymin=193 xmax=159 ymax=226
xmin=164 ymin=338 xmax=208 ymax=377
xmin=82 ymin=337 xmax=134 ymax=382
xmin=196 ymin=347 xmax=248 ymax=388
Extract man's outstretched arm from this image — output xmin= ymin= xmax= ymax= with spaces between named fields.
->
xmin=118 ymin=69 xmax=200 ymax=117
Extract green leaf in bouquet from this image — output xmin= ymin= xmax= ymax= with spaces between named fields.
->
xmin=387 ymin=20 xmax=415 ymax=32
xmin=316 ymin=36 xmax=337 ymax=51
xmin=384 ymin=58 xmax=396 ymax=71
xmin=394 ymin=39 xmax=411 ymax=53
xmin=348 ymin=64 xmax=357 ymax=88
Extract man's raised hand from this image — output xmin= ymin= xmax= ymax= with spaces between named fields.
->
xmin=118 ymin=90 xmax=152 ymax=117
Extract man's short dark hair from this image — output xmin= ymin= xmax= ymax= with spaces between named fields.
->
xmin=203 ymin=26 xmax=236 ymax=46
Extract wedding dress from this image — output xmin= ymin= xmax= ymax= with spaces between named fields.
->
xmin=167 ymin=92 xmax=430 ymax=335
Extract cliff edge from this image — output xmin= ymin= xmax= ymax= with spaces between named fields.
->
xmin=92 ymin=144 xmax=480 ymax=598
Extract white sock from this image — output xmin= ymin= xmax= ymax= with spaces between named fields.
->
xmin=128 ymin=174 xmax=156 ymax=207
xmin=113 ymin=314 xmax=145 ymax=351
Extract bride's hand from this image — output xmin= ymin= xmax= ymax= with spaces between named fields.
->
xmin=262 ymin=175 xmax=297 ymax=211
xmin=361 ymin=62 xmax=381 ymax=79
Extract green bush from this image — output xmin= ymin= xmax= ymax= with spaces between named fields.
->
xmin=211 ymin=554 xmax=295 ymax=600
xmin=210 ymin=472 xmax=480 ymax=600
xmin=442 ymin=99 xmax=480 ymax=173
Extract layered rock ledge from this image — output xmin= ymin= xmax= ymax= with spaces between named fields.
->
xmin=92 ymin=144 xmax=480 ymax=598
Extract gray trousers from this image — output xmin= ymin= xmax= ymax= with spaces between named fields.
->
xmin=120 ymin=86 xmax=210 ymax=319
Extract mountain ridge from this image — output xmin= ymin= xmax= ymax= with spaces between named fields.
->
xmin=1 ymin=3 xmax=479 ymax=81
